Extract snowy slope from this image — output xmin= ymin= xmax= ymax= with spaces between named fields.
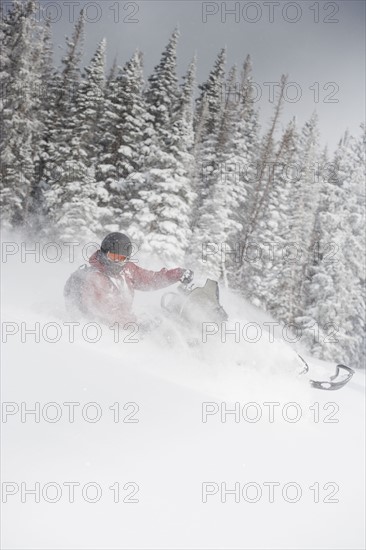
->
xmin=1 ymin=249 xmax=365 ymax=550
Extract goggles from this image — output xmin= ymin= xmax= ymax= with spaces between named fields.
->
xmin=107 ymin=252 xmax=128 ymax=263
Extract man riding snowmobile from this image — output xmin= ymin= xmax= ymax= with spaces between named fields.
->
xmin=64 ymin=232 xmax=193 ymax=326
xmin=64 ymin=234 xmax=354 ymax=390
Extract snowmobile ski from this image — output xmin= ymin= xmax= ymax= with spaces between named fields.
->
xmin=309 ymin=364 xmax=354 ymax=391
xmin=297 ymin=354 xmax=354 ymax=390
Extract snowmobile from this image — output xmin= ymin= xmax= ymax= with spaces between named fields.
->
xmin=160 ymin=278 xmax=355 ymax=391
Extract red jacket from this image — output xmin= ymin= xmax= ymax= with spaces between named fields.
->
xmin=81 ymin=251 xmax=184 ymax=325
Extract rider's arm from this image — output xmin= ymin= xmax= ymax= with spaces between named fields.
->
xmin=127 ymin=263 xmax=185 ymax=291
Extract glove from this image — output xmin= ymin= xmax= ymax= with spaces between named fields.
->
xmin=179 ymin=269 xmax=194 ymax=284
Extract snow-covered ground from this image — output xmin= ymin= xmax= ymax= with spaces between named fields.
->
xmin=1 ymin=244 xmax=365 ymax=549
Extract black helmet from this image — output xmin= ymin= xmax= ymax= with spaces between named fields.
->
xmin=99 ymin=232 xmax=132 ymax=275
xmin=101 ymin=232 xmax=132 ymax=258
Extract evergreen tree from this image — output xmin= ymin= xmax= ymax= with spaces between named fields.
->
xmin=344 ymin=126 xmax=366 ymax=368
xmin=42 ymin=9 xmax=85 ymax=214
xmin=238 ymin=76 xmax=287 ymax=298
xmin=235 ymin=55 xmax=261 ymax=243
xmin=77 ymin=38 xmax=106 ymax=160
xmin=240 ymin=75 xmax=287 ymax=252
xmin=55 ymin=9 xmax=85 ymax=116
xmin=191 ymin=62 xmax=260 ymax=284
xmin=28 ymin=17 xmax=55 ymax=227
xmin=95 ymin=60 xmax=122 ymax=190
xmin=291 ymin=112 xmax=321 ymax=307
xmin=133 ymin=55 xmax=196 ymax=264
xmin=190 ymin=49 xmax=226 ymax=268
xmin=299 ymin=127 xmax=365 ymax=367
xmin=240 ymin=117 xmax=299 ymax=310
xmin=44 ymin=32 xmax=107 ymax=242
xmin=96 ymin=50 xmax=153 ymax=232
xmin=145 ymin=28 xmax=180 ymax=146
xmin=0 ymin=0 xmax=43 ymax=229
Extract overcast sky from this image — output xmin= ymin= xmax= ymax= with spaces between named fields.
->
xmin=40 ymin=0 xmax=365 ymax=151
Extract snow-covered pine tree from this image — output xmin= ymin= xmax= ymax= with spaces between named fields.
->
xmin=193 ymin=48 xmax=226 ymax=210
xmin=175 ymin=55 xmax=196 ymax=152
xmin=138 ymin=56 xmax=197 ymax=263
xmin=45 ymin=160 xmax=103 ymax=243
xmin=28 ymin=16 xmax=55 ymax=229
xmin=260 ymin=112 xmax=321 ymax=326
xmin=95 ymin=59 xmax=121 ymax=193
xmin=291 ymin=112 xmax=321 ymax=306
xmin=343 ymin=126 xmax=366 ymax=368
xmin=189 ymin=49 xmax=227 ymax=272
xmin=44 ymin=36 xmax=107 ymax=242
xmin=95 ymin=56 xmax=118 ymax=184
xmin=265 ymin=118 xmax=303 ymax=323
xmin=131 ymin=34 xmax=196 ymax=264
xmin=296 ymin=137 xmax=352 ymax=363
xmin=221 ymin=56 xmax=260 ymax=286
xmin=145 ymin=28 xmax=180 ymax=146
xmin=238 ymin=76 xmax=287 ymax=302
xmin=96 ymin=50 xmax=153 ymax=233
xmin=0 ymin=2 xmax=13 ymax=221
xmin=191 ymin=62 xmax=260 ymax=284
xmin=235 ymin=55 xmax=261 ymax=244
xmin=54 ymin=9 xmax=85 ymax=117
xmin=76 ymin=38 xmax=106 ymax=160
xmin=42 ymin=8 xmax=85 ymax=225
xmin=0 ymin=1 xmax=12 ymax=119
xmin=240 ymin=117 xmax=299 ymax=312
xmin=0 ymin=0 xmax=43 ymax=229
xmin=240 ymin=75 xmax=287 ymax=251
xmin=298 ymin=126 xmax=365 ymax=367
